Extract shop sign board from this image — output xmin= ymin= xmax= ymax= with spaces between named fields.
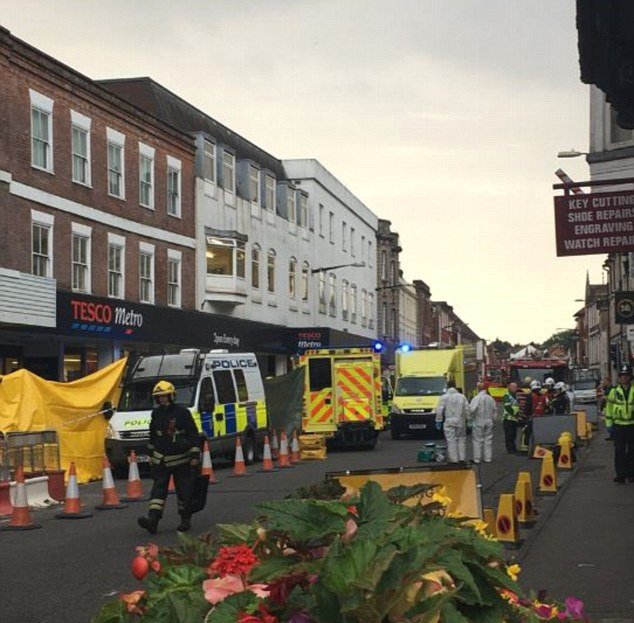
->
xmin=554 ymin=190 xmax=634 ymax=256
xmin=615 ymin=292 xmax=634 ymax=325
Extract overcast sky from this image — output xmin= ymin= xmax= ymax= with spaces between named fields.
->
xmin=2 ymin=0 xmax=599 ymax=344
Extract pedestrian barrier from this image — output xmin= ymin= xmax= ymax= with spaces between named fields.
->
xmin=514 ymin=474 xmax=536 ymax=528
xmin=329 ymin=464 xmax=482 ymax=519
xmin=201 ymin=441 xmax=218 ymax=484
xmin=0 ymin=466 xmax=41 ymax=531
xmin=482 ymin=507 xmax=497 ymax=538
xmin=0 ymin=429 xmax=61 ymax=478
xmin=299 ymin=434 xmax=327 ymax=460
xmin=10 ymin=475 xmax=57 ymax=508
xmin=120 ymin=450 xmax=147 ymax=502
xmin=270 ymin=430 xmax=280 ymax=460
xmin=495 ymin=493 xmax=522 ymax=548
xmin=290 ymin=430 xmax=301 ymax=464
xmin=229 ymin=438 xmax=250 ymax=477
xmin=557 ymin=439 xmax=573 ymax=470
xmin=277 ymin=431 xmax=293 ymax=469
xmin=258 ymin=436 xmax=277 ymax=473
xmin=95 ymin=457 xmax=127 ymax=511
xmin=538 ymin=455 xmax=558 ymax=495
xmin=55 ymin=462 xmax=92 ymax=519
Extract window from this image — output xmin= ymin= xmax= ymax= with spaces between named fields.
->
xmin=249 ymin=165 xmax=260 ymax=203
xmin=206 ymin=238 xmax=245 ymax=277
xmin=251 ymin=244 xmax=260 ymax=289
xmin=382 ymin=302 xmax=388 ymax=335
xmin=350 ymin=284 xmax=358 ymax=323
xmin=369 ymin=293 xmax=375 ymax=329
xmin=361 ymin=289 xmax=367 ymax=327
xmin=318 ymin=271 xmax=326 ymax=314
xmin=30 ymin=90 xmax=53 ymax=172
xmin=609 ymin=106 xmax=634 ymax=146
xmin=267 ymin=250 xmax=276 ymax=293
xmin=203 ymin=139 xmax=216 ymax=182
xmin=301 ymin=262 xmax=309 ymax=302
xmin=70 ymin=111 xmax=91 ymax=185
xmin=368 ymin=240 xmax=373 ymax=267
xmin=289 ymin=257 xmax=297 ymax=299
xmin=264 ymin=175 xmax=275 ymax=211
xmin=167 ymin=156 xmax=181 ymax=217
xmin=351 ymin=227 xmax=356 ymax=256
xmin=234 ymin=369 xmax=248 ymax=402
xmin=319 ymin=204 xmax=325 ymax=236
xmin=214 ymin=370 xmax=236 ymax=404
xmin=342 ymin=279 xmax=349 ymax=320
xmin=298 ymin=193 xmax=307 ymax=228
xmin=381 ymin=250 xmax=387 ymax=280
xmin=139 ymin=244 xmax=154 ymax=304
xmin=222 ymin=150 xmax=235 ymax=191
xmin=167 ymin=250 xmax=181 ymax=307
xmin=392 ymin=261 xmax=398 ymax=285
xmin=139 ymin=144 xmax=155 ymax=208
xmin=287 ymin=190 xmax=296 ymax=224
xmin=309 ymin=358 xmax=332 ymax=391
xmin=108 ymin=235 xmax=125 ymax=298
xmin=361 ymin=235 xmax=365 ymax=260
xmin=342 ymin=222 xmax=348 ymax=252
xmin=72 ymin=232 xmax=90 ymax=293
xmin=329 ymin=273 xmax=337 ymax=316
xmin=32 ymin=221 xmax=52 ymax=277
xmin=107 ymin=128 xmax=125 ymax=199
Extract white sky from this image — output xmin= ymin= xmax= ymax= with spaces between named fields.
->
xmin=1 ymin=0 xmax=600 ymax=344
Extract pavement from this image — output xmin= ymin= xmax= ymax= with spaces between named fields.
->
xmin=519 ymin=432 xmax=634 ymax=622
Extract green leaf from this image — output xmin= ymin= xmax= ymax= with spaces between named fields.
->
xmin=256 ymin=499 xmax=347 ymax=541
xmin=216 ymin=523 xmax=257 ymax=545
xmin=205 ymin=591 xmax=259 ymax=623
xmin=248 ymin=555 xmax=305 ymax=583
xmin=310 ymin=582 xmax=346 ymax=623
xmin=436 ymin=551 xmax=482 ymax=605
xmin=90 ymin=598 xmax=132 ymax=623
xmin=355 ymin=481 xmax=396 ymax=540
xmin=385 ymin=483 xmax=435 ymax=504
xmin=320 ymin=538 xmax=378 ymax=594
xmin=440 ymin=600 xmax=471 ymax=623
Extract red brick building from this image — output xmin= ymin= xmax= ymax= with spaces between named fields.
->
xmin=0 ymin=26 xmax=196 ymax=379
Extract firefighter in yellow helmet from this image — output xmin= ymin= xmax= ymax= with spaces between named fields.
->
xmin=137 ymin=380 xmax=201 ymax=534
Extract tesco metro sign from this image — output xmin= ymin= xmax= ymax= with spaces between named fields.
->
xmin=70 ymin=299 xmax=144 ymax=331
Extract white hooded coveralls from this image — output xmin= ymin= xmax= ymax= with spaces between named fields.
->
xmin=435 ymin=387 xmax=470 ymax=462
xmin=469 ymin=390 xmax=497 ymax=462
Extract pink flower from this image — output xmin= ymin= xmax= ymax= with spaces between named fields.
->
xmin=342 ymin=518 xmax=358 ymax=543
xmin=564 ymin=596 xmax=586 ymax=619
xmin=203 ymin=575 xmax=245 ymax=604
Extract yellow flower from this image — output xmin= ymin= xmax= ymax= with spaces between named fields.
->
xmin=470 ymin=520 xmax=489 ymax=536
xmin=506 ymin=564 xmax=521 ymax=581
xmin=431 ymin=486 xmax=452 ymax=507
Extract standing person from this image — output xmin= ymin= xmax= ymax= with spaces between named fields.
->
xmin=597 ymin=377 xmax=614 ymax=440
xmin=502 ymin=382 xmax=522 ymax=454
xmin=469 ymin=383 xmax=497 ymax=463
xmin=435 ymin=379 xmax=470 ymax=463
xmin=550 ymin=382 xmax=570 ymax=415
xmin=138 ymin=380 xmax=201 ymax=534
xmin=606 ymin=364 xmax=634 ymax=484
xmin=522 ymin=380 xmax=548 ymax=448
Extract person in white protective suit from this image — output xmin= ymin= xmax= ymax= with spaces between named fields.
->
xmin=469 ymin=383 xmax=497 ymax=463
xmin=435 ymin=379 xmax=471 ymax=463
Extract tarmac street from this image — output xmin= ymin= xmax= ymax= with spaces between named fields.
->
xmin=0 ymin=418 xmax=631 ymax=622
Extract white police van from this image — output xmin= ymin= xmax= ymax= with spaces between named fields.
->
xmin=105 ymin=349 xmax=268 ymax=476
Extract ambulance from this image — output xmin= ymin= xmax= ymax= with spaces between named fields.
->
xmin=105 ymin=349 xmax=268 ymax=475
xmin=297 ymin=347 xmax=383 ymax=448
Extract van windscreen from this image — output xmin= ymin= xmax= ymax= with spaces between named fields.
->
xmin=395 ymin=376 xmax=446 ymax=396
xmin=118 ymin=379 xmax=198 ymax=411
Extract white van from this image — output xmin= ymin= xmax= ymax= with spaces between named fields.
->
xmin=105 ymin=349 xmax=268 ymax=475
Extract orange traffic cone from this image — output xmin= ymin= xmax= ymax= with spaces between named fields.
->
xmin=538 ymin=455 xmax=558 ymax=496
xmin=120 ymin=450 xmax=148 ymax=502
xmin=277 ymin=431 xmax=294 ymax=469
xmin=290 ymin=430 xmax=302 ymax=464
xmin=229 ymin=438 xmax=251 ymax=477
xmin=95 ymin=457 xmax=128 ymax=511
xmin=495 ymin=493 xmax=522 ymax=548
xmin=167 ymin=474 xmax=176 ymax=495
xmin=0 ymin=466 xmax=41 ymax=530
xmin=201 ymin=440 xmax=218 ymax=484
xmin=55 ymin=462 xmax=92 ymax=519
xmin=270 ymin=429 xmax=280 ymax=460
xmin=258 ymin=436 xmax=278 ymax=473
xmin=483 ymin=507 xmax=497 ymax=538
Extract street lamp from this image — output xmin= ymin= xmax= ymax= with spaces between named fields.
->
xmin=310 ymin=261 xmax=365 ymax=275
xmin=375 ymin=282 xmax=413 ymax=291
xmin=557 ymin=149 xmax=588 ymax=158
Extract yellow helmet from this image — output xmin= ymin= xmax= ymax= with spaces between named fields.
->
xmin=152 ymin=380 xmax=175 ymax=398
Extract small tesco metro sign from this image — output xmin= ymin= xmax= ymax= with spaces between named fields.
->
xmin=553 ymin=190 xmax=634 ymax=256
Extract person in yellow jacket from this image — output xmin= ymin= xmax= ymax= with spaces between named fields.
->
xmin=606 ymin=364 xmax=634 ymax=484
xmin=138 ymin=380 xmax=201 ymax=533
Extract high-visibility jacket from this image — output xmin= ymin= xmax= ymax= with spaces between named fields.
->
xmin=148 ymin=402 xmax=201 ymax=468
xmin=606 ymin=384 xmax=634 ymax=427
xmin=502 ymin=392 xmax=521 ymax=422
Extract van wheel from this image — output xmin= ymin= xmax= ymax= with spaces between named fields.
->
xmin=242 ymin=433 xmax=256 ymax=465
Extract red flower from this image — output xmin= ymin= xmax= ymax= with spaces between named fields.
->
xmin=237 ymin=603 xmax=278 ymax=623
xmin=268 ymin=572 xmax=310 ymax=605
xmin=208 ymin=544 xmax=259 ymax=577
